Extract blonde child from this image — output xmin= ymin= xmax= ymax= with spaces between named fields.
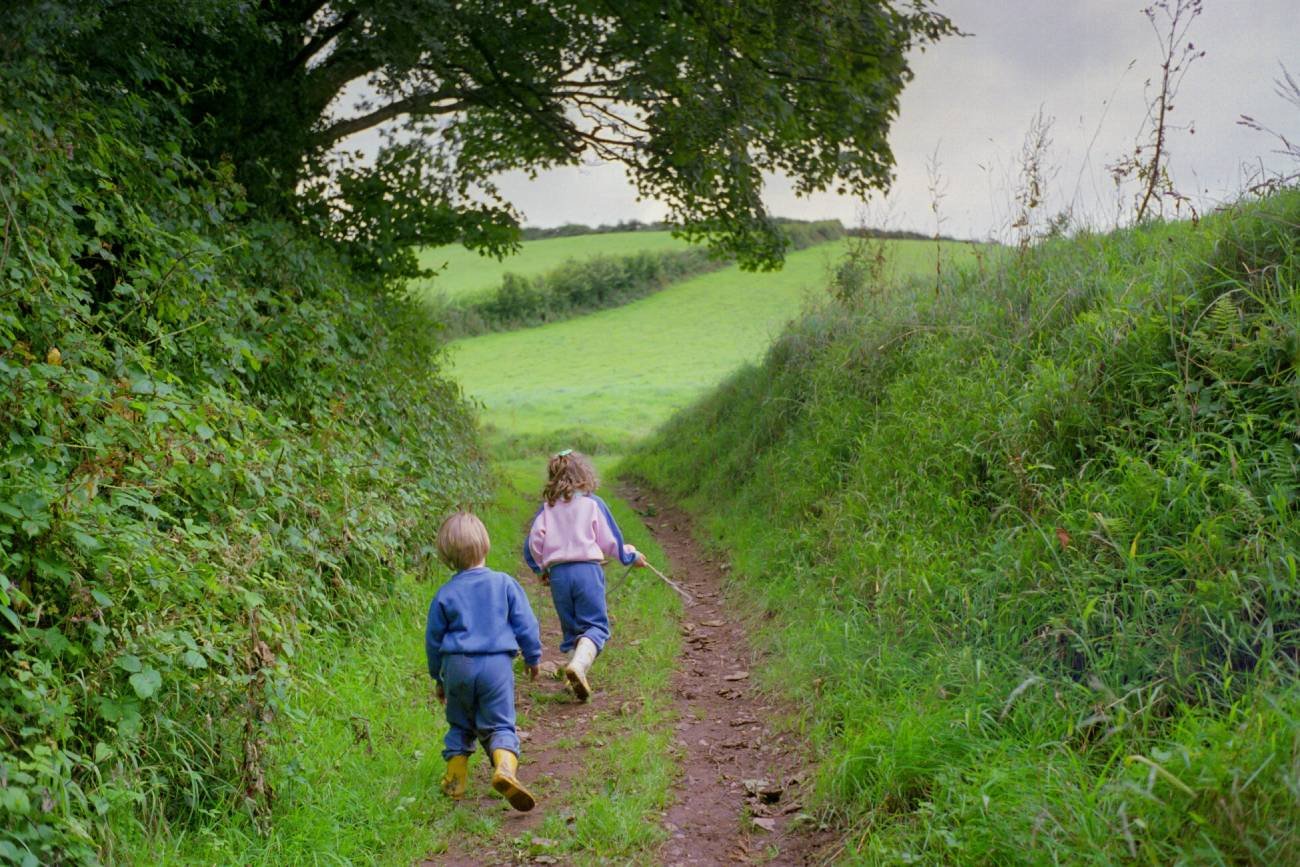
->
xmin=523 ymin=450 xmax=645 ymax=700
xmin=426 ymin=512 xmax=542 ymax=811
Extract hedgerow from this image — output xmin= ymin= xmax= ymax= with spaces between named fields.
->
xmin=626 ymin=192 xmax=1300 ymax=862
xmin=0 ymin=62 xmax=484 ymax=864
xmin=437 ymin=220 xmax=845 ymax=338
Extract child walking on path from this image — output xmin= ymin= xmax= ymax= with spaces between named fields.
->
xmin=524 ymin=450 xmax=645 ymax=701
xmin=426 ymin=512 xmax=542 ymax=812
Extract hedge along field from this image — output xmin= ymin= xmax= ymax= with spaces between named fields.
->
xmin=0 ymin=63 xmax=484 ymax=864
xmin=449 ymin=239 xmax=971 ymax=452
xmin=424 ymin=221 xmax=846 ymax=339
xmin=624 ymin=191 xmax=1300 ymax=863
xmin=411 ymin=231 xmax=691 ymax=304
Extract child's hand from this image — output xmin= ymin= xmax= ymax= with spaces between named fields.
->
xmin=634 ymin=551 xmax=648 ymax=568
xmin=539 ymin=570 xmax=550 ymax=586
xmin=525 ymin=664 xmax=539 ymax=681
xmin=435 ymin=682 xmax=446 ymax=704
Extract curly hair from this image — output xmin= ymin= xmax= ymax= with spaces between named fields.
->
xmin=542 ymin=450 xmax=598 ymax=506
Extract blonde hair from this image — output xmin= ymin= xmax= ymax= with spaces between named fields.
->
xmin=436 ymin=512 xmax=490 ymax=571
xmin=542 ymin=451 xmax=598 ymax=506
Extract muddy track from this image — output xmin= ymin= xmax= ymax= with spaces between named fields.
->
xmin=626 ymin=485 xmax=833 ymax=866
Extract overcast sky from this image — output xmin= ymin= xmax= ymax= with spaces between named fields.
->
xmin=346 ymin=1 xmax=1299 ymax=241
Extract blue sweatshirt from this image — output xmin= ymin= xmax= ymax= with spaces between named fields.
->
xmin=425 ymin=566 xmax=543 ymax=683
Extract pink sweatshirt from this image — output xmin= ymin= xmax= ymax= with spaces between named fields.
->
xmin=524 ymin=493 xmax=639 ymax=573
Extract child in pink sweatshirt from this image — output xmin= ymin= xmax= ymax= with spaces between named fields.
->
xmin=523 ymin=450 xmax=645 ymax=700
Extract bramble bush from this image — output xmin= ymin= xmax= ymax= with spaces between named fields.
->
xmin=627 ymin=192 xmax=1300 ymax=862
xmin=0 ymin=62 xmax=484 ymax=864
xmin=437 ymin=220 xmax=845 ymax=338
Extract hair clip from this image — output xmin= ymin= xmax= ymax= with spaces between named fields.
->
xmin=555 ymin=448 xmax=573 ymax=458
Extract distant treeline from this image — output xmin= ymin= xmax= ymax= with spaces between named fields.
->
xmin=847 ymin=226 xmax=967 ymax=242
xmin=440 ymin=220 xmax=845 ymax=338
xmin=521 ymin=218 xmax=967 ymax=245
xmin=520 ymin=216 xmax=847 ymax=241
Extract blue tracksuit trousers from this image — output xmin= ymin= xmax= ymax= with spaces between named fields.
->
xmin=548 ymin=561 xmax=610 ymax=653
xmin=440 ymin=652 xmax=520 ymax=760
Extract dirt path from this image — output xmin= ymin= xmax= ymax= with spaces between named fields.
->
xmin=626 ymin=485 xmax=833 ymax=866
xmin=423 ymin=487 xmax=831 ymax=865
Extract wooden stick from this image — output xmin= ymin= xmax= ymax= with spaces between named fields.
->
xmin=645 ymin=562 xmax=695 ymax=606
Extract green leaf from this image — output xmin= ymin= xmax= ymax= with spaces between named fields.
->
xmin=129 ymin=668 xmax=162 ymax=699
xmin=181 ymin=649 xmax=207 ymax=670
xmin=195 ymin=423 xmax=215 ymax=440
xmin=116 ymin=654 xmax=142 ymax=673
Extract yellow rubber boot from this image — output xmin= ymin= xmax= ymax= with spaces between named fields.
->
xmin=490 ymin=749 xmax=536 ymax=812
xmin=565 ymin=637 xmax=598 ymax=701
xmin=441 ymin=754 xmax=468 ymax=800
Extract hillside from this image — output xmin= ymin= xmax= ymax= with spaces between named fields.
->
xmin=625 ymin=192 xmax=1300 ymax=862
xmin=450 ymin=238 xmax=971 ymax=450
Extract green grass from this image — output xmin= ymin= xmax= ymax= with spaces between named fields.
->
xmin=412 ymin=231 xmax=691 ymax=303
xmin=624 ymin=191 xmax=1300 ymax=864
xmin=118 ymin=458 xmax=678 ymax=864
xmin=449 ymin=239 xmax=968 ymax=450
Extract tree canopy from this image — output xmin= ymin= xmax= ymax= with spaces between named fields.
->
xmin=10 ymin=0 xmax=953 ymax=273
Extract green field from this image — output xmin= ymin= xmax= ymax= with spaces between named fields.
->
xmin=412 ymin=231 xmax=691 ymax=303
xmin=448 ymin=238 xmax=968 ymax=448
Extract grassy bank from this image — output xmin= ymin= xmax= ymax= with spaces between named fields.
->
xmin=625 ymin=192 xmax=1300 ymax=863
xmin=0 ymin=62 xmax=484 ymax=864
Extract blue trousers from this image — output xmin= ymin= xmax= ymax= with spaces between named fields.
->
xmin=548 ymin=561 xmax=610 ymax=653
xmin=440 ymin=653 xmax=520 ymax=760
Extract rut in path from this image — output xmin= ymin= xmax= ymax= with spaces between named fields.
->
xmin=424 ymin=487 xmax=831 ymax=865
xmin=626 ymin=485 xmax=832 ymax=866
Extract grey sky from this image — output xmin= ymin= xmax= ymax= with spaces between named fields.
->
xmin=345 ymin=1 xmax=1299 ymax=240
xmin=343 ymin=2 xmax=1300 ymax=240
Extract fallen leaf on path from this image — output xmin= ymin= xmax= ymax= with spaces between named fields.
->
xmin=701 ymin=619 xmax=725 ymax=627
xmin=729 ymin=717 xmax=757 ymax=727
xmin=751 ymin=817 xmax=777 ymax=832
xmin=531 ymin=836 xmax=557 ymax=849
xmin=533 ymin=857 xmax=558 ymax=865
xmin=723 ymin=671 xmax=749 ymax=681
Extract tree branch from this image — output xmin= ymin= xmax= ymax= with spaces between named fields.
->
xmin=287 ymin=9 xmax=359 ymax=71
xmin=313 ymin=89 xmax=467 ymax=145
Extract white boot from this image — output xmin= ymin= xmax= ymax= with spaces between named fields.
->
xmin=565 ymin=637 xmax=599 ymax=701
